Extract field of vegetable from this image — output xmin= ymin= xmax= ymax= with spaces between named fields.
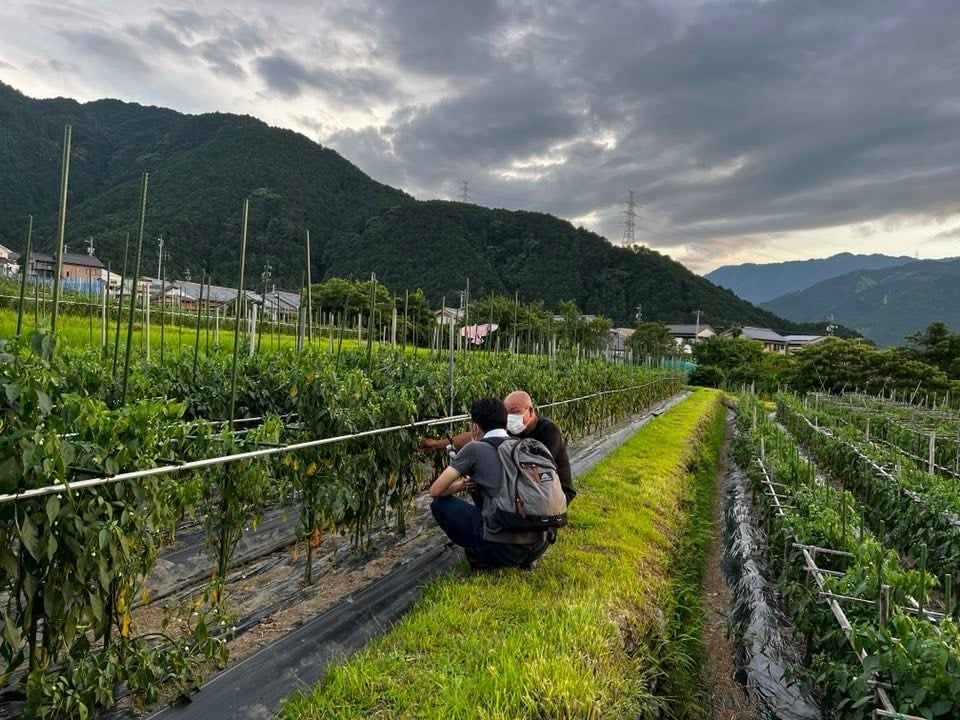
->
xmin=0 ymin=324 xmax=684 ymax=718
xmin=734 ymin=394 xmax=960 ymax=718
xmin=277 ymin=389 xmax=726 ymax=720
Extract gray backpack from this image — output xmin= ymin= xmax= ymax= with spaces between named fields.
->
xmin=484 ymin=437 xmax=568 ymax=530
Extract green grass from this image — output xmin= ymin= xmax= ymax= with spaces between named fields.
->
xmin=277 ymin=389 xmax=725 ymax=720
xmin=0 ymin=305 xmax=378 ymax=356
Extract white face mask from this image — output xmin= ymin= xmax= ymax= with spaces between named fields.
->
xmin=506 ymin=413 xmax=527 ymax=435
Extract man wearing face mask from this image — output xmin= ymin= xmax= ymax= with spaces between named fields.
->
xmin=419 ymin=390 xmax=575 ymax=506
xmin=428 ymin=397 xmax=549 ymax=570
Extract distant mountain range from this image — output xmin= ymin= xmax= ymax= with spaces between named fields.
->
xmin=0 ymin=80 xmax=793 ymax=328
xmin=761 ymin=258 xmax=960 ymax=346
xmin=705 ymin=252 xmax=915 ymax=304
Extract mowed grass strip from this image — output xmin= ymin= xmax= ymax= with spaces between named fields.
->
xmin=278 ymin=389 xmax=724 ymax=720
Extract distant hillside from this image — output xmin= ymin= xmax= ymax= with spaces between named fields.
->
xmin=762 ymin=259 xmax=960 ymax=346
xmin=0 ymin=81 xmax=789 ymax=327
xmin=706 ymin=252 xmax=915 ymax=304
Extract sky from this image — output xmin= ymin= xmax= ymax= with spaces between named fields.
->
xmin=1 ymin=0 xmax=959 ymax=274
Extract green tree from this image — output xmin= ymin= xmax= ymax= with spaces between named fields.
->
xmin=626 ymin=322 xmax=676 ymax=358
xmin=906 ymin=322 xmax=960 ymax=378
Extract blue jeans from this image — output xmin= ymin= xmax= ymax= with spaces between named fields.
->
xmin=430 ymin=496 xmax=547 ymax=568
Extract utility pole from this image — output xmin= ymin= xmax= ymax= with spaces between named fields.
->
xmin=622 ymin=189 xmax=637 ymax=245
xmin=156 ymin=234 xmax=164 ymax=278
xmin=460 ymin=180 xmax=470 ymax=203
xmin=87 ymin=236 xmax=95 ymax=256
xmin=693 ymin=309 xmax=703 ymax=342
xmin=635 ymin=304 xmax=642 ymax=325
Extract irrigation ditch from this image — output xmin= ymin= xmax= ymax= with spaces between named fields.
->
xmin=28 ymin=391 xmax=692 ymax=720
xmin=721 ymin=433 xmax=821 ymax=719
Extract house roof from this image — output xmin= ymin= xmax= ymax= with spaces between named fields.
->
xmin=665 ymin=324 xmax=715 ymax=336
xmin=16 ymin=251 xmax=105 ymax=269
xmin=610 ymin=327 xmax=636 ymax=338
xmin=784 ymin=334 xmax=825 ymax=343
xmin=741 ymin=327 xmax=786 ymax=342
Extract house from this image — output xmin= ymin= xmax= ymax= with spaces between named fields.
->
xmin=434 ymin=307 xmax=464 ymax=325
xmin=739 ymin=327 xmax=788 ymax=353
xmin=783 ymin=334 xmax=826 ymax=352
xmin=0 ymin=255 xmax=17 ymax=278
xmin=665 ymin=323 xmax=716 ymax=349
xmin=12 ymin=251 xmax=107 ymax=285
xmin=609 ymin=327 xmax=636 ymax=353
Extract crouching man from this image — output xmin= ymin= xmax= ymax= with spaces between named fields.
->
xmin=429 ymin=397 xmax=549 ymax=570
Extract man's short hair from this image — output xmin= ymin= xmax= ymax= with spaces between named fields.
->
xmin=471 ymin=397 xmax=507 ymax=432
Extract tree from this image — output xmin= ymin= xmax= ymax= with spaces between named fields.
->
xmin=626 ymin=322 xmax=676 ymax=358
xmin=906 ymin=322 xmax=960 ymax=379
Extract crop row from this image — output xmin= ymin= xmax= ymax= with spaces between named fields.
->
xmin=809 ymin=393 xmax=960 ymax=479
xmin=0 ymin=330 xmax=684 ymax=718
xmin=735 ymin=397 xmax=960 ymax=718
xmin=777 ymin=395 xmax=960 ymax=581
xmin=825 ymin=392 xmax=960 ymax=435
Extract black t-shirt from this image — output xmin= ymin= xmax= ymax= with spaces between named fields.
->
xmin=520 ymin=417 xmax=575 ymax=504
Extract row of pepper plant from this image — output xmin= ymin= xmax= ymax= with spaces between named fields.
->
xmin=808 ymin=393 xmax=960 ymax=480
xmin=1 ymin=329 xmax=684 ymax=717
xmin=777 ymin=394 xmax=960 ymax=580
xmin=734 ymin=396 xmax=960 ymax=718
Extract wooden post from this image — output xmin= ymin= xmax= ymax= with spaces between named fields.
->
xmin=193 ymin=270 xmax=205 ymax=379
xmin=228 ymin=198 xmax=250 ymax=427
xmin=879 ymin=584 xmax=890 ymax=627
xmin=49 ymin=125 xmax=72 ymax=352
xmin=121 ymin=173 xmax=149 ymax=404
xmin=16 ymin=215 xmax=33 ymax=336
xmin=305 ymin=230 xmax=313 ymax=344
xmin=100 ymin=264 xmax=108 ymax=350
xmin=143 ymin=281 xmax=150 ymax=361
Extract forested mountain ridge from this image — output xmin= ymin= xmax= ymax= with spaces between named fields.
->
xmin=762 ymin=258 xmax=960 ymax=346
xmin=2 ymin=81 xmax=789 ymax=327
xmin=706 ymin=252 xmax=915 ymax=304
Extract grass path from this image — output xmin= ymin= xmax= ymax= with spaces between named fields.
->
xmin=278 ymin=389 xmax=726 ymax=720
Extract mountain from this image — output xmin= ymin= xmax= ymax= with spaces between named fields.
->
xmin=0 ymin=81 xmax=786 ymax=327
xmin=705 ymin=252 xmax=915 ymax=304
xmin=761 ymin=259 xmax=960 ymax=346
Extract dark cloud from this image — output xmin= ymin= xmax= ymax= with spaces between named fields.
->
xmin=12 ymin=0 xmax=960 ymax=267
xmin=343 ymin=0 xmax=960 ymax=263
xmin=27 ymin=58 xmax=78 ymax=74
xmin=254 ymin=50 xmax=397 ymax=107
xmin=931 ymin=227 xmax=960 ymax=241
xmin=60 ymin=29 xmax=150 ymax=74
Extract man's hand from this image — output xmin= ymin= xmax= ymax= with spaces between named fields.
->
xmin=417 ymin=436 xmax=446 ymax=452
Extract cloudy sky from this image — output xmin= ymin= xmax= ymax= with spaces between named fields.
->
xmin=2 ymin=0 xmax=959 ymax=274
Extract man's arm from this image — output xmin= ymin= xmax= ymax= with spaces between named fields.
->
xmin=540 ymin=420 xmax=576 ymax=504
xmin=418 ymin=430 xmax=472 ymax=452
xmin=428 ymin=465 xmax=470 ymax=497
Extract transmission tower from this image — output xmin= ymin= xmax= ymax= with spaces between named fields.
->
xmin=460 ymin=180 xmax=471 ymax=203
xmin=622 ymin=190 xmax=637 ymax=245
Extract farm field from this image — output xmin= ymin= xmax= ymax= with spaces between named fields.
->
xmin=276 ymin=389 xmax=727 ymax=719
xmin=732 ymin=392 xmax=960 ymax=719
xmin=0 ymin=321 xmax=690 ymax=719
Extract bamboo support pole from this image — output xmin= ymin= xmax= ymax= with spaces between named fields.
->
xmin=121 ymin=174 xmax=148 ymax=404
xmin=50 ymin=125 xmax=72 ymax=351
xmin=15 ymin=215 xmax=33 ymax=336
xmin=229 ymin=199 xmax=249 ymax=428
